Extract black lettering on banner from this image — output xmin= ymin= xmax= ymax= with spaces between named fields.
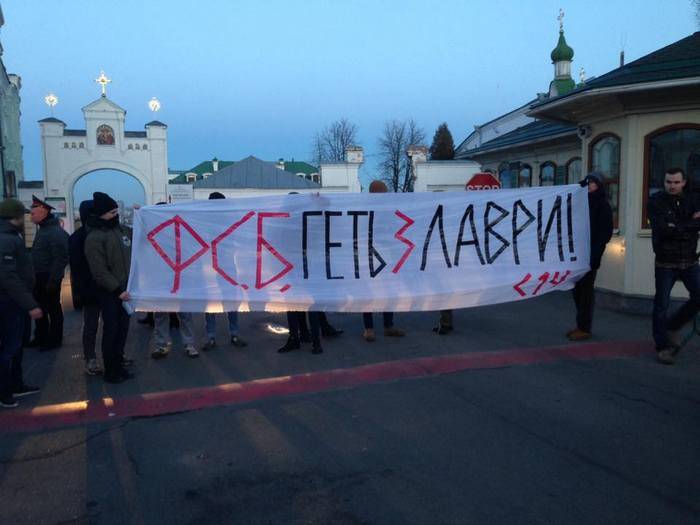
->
xmin=484 ymin=201 xmax=511 ymax=264
xmin=566 ymin=193 xmax=576 ymax=261
xmin=368 ymin=211 xmax=387 ymax=277
xmin=302 ymin=211 xmax=322 ymax=279
xmin=420 ymin=205 xmax=453 ymax=271
xmin=537 ymin=196 xmax=564 ymax=262
xmin=347 ymin=211 xmax=368 ymax=279
xmin=454 ymin=205 xmax=485 ymax=266
xmin=511 ymin=199 xmax=535 ymax=265
xmin=324 ymin=211 xmax=343 ymax=280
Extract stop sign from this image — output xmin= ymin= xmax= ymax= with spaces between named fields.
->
xmin=466 ymin=172 xmax=501 ymax=190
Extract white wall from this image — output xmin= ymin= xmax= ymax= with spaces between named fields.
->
xmin=413 ymin=160 xmax=482 ymax=192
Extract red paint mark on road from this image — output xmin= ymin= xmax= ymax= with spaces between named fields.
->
xmin=0 ymin=340 xmax=652 ymax=435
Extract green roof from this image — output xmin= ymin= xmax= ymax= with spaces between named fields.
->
xmin=169 ymin=160 xmax=235 ymax=184
xmin=551 ymin=30 xmax=574 ymax=62
xmin=283 ymin=161 xmax=318 ymax=176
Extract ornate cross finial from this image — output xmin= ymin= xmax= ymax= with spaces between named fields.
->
xmin=95 ymin=70 xmax=112 ymax=97
xmin=558 ymin=8 xmax=565 ymax=31
xmin=148 ymin=97 xmax=161 ymax=112
xmin=44 ymin=92 xmax=58 ymax=116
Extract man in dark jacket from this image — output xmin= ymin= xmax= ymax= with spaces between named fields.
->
xmin=567 ymin=173 xmax=614 ymax=341
xmin=84 ymin=192 xmax=134 ymax=383
xmin=68 ymin=200 xmax=103 ymax=375
xmin=0 ymin=199 xmax=43 ymax=408
xmin=647 ymin=167 xmax=700 ymax=364
xmin=28 ymin=195 xmax=69 ymax=351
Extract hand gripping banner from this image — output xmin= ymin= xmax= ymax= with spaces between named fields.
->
xmin=127 ymin=186 xmax=590 ymax=312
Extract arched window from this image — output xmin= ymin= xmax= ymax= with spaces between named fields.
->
xmin=134 ymin=144 xmax=141 ymax=150
xmin=64 ymin=143 xmax=69 ymax=148
xmin=540 ymin=162 xmax=556 ymax=186
xmin=128 ymin=144 xmax=133 ymax=150
xmin=643 ymin=124 xmax=700 ymax=226
xmin=590 ymin=133 xmax=621 ymax=227
xmin=566 ymin=157 xmax=582 ymax=185
xmin=142 ymin=144 xmax=148 ymax=150
xmin=518 ymin=164 xmax=532 ymax=187
xmin=498 ymin=162 xmax=515 ymax=188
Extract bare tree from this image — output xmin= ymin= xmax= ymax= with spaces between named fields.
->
xmin=311 ymin=118 xmax=359 ymax=166
xmin=378 ymin=119 xmax=425 ymax=192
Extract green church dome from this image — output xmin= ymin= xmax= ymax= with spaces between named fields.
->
xmin=551 ymin=30 xmax=574 ymax=62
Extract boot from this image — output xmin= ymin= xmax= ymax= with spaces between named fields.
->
xmin=277 ymin=336 xmax=300 ymax=353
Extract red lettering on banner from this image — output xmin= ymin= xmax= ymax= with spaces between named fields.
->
xmin=532 ymin=272 xmax=551 ymax=295
xmin=513 ymin=273 xmax=532 ymax=297
xmin=550 ymin=270 xmax=571 ymax=286
xmin=256 ymin=212 xmax=294 ymax=290
xmin=392 ymin=210 xmax=415 ymax=274
xmin=211 ymin=211 xmax=255 ymax=287
xmin=147 ymin=215 xmax=209 ymax=293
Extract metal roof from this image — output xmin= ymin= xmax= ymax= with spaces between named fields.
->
xmin=194 ymin=156 xmax=321 ymax=189
xmin=456 ymin=120 xmax=577 ymax=157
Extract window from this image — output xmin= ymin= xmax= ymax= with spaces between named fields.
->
xmin=312 ymin=174 xmax=320 ymax=183
xmin=186 ymin=173 xmax=196 ymax=183
xmin=79 ymin=142 xmax=84 ymax=148
xmin=64 ymin=142 xmax=69 ymax=148
xmin=128 ymin=144 xmax=133 ymax=150
xmin=498 ymin=162 xmax=516 ymax=188
xmin=143 ymin=144 xmax=148 ymax=150
xmin=519 ymin=164 xmax=532 ymax=187
xmin=71 ymin=142 xmax=76 ymax=148
xmin=590 ymin=134 xmax=621 ymax=227
xmin=566 ymin=157 xmax=582 ymax=184
xmin=540 ymin=162 xmax=556 ymax=186
xmin=135 ymin=144 xmax=141 ymax=150
xmin=643 ymin=124 xmax=700 ymax=226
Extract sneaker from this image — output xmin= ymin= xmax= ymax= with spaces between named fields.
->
xmin=12 ymin=384 xmax=40 ymax=398
xmin=277 ymin=337 xmax=300 ymax=353
xmin=567 ymin=329 xmax=591 ymax=341
xmin=0 ymin=395 xmax=18 ymax=408
xmin=202 ymin=338 xmax=216 ymax=351
xmin=85 ymin=359 xmax=103 ymax=376
xmin=185 ymin=344 xmax=200 ymax=358
xmin=384 ymin=327 xmax=406 ymax=337
xmin=363 ymin=329 xmax=376 ymax=342
xmin=657 ymin=349 xmax=675 ymax=365
xmin=231 ymin=335 xmax=248 ymax=348
xmin=151 ymin=345 xmax=170 ymax=359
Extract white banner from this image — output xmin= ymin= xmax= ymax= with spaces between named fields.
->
xmin=128 ymin=186 xmax=590 ymax=312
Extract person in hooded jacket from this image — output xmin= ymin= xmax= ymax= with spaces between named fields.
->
xmin=567 ymin=173 xmax=613 ymax=341
xmin=0 ymin=198 xmax=43 ymax=408
xmin=84 ymin=192 xmax=134 ymax=383
xmin=28 ymin=195 xmax=69 ymax=351
xmin=68 ymin=200 xmax=103 ymax=375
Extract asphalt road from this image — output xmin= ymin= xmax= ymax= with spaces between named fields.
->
xmin=0 ymin=292 xmax=698 ymax=524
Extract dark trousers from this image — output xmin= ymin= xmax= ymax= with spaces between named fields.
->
xmin=82 ymin=301 xmax=101 ymax=361
xmin=33 ymin=272 xmax=64 ymax=346
xmin=573 ymin=270 xmax=597 ymax=333
xmin=439 ymin=310 xmax=453 ymax=328
xmin=363 ymin=312 xmax=393 ymax=329
xmin=0 ymin=300 xmax=28 ymax=396
xmin=287 ymin=311 xmax=320 ymax=344
xmin=653 ymin=264 xmax=700 ymax=349
xmin=96 ymin=290 xmax=130 ymax=376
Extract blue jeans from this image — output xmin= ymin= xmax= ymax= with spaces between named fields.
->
xmin=0 ymin=300 xmax=28 ymax=396
xmin=205 ymin=312 xmax=239 ymax=339
xmin=653 ymin=264 xmax=700 ymax=349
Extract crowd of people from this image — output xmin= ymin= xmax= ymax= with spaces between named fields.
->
xmin=0 ymin=168 xmax=697 ymax=408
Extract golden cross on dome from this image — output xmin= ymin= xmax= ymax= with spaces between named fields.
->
xmin=558 ymin=8 xmax=565 ymax=31
xmin=95 ymin=70 xmax=112 ymax=97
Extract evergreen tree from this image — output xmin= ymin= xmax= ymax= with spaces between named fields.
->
xmin=429 ymin=123 xmax=455 ymax=160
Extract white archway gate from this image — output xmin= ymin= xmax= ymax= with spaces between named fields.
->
xmin=39 ymin=94 xmax=168 ymax=232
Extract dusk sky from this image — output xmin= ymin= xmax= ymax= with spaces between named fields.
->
xmin=4 ymin=0 xmax=698 ymax=203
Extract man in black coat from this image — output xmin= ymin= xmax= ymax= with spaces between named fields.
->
xmin=567 ymin=173 xmax=613 ymax=341
xmin=0 ymin=199 xmax=43 ymax=408
xmin=68 ymin=200 xmax=103 ymax=375
xmin=647 ymin=167 xmax=700 ymax=364
xmin=28 ymin=195 xmax=69 ymax=350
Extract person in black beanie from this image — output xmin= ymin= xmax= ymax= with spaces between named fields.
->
xmin=567 ymin=173 xmax=613 ymax=341
xmin=84 ymin=192 xmax=134 ymax=383
xmin=68 ymin=200 xmax=103 ymax=375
